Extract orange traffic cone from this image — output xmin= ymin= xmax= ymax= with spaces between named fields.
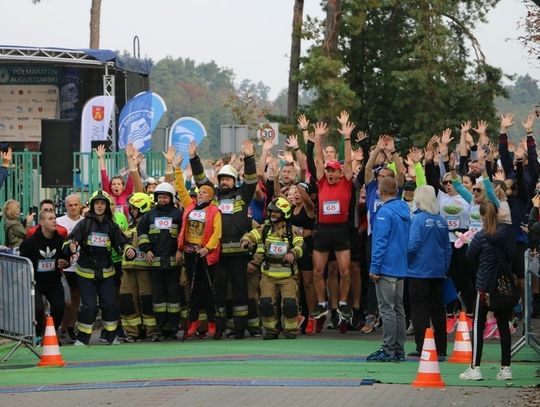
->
xmin=37 ymin=315 xmax=65 ymax=367
xmin=448 ymin=312 xmax=473 ymax=364
xmin=411 ymin=328 xmax=445 ymax=388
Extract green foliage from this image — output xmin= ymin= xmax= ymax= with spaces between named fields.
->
xmin=300 ymin=0 xmax=506 ymax=150
xmin=150 ymin=57 xmax=236 ymax=158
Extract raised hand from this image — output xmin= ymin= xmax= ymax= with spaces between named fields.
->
xmin=493 ymin=169 xmax=505 ymax=182
xmin=356 ymin=131 xmax=367 ymax=143
xmin=382 ymin=135 xmax=395 ymax=153
xmin=460 ymin=121 xmax=472 ymax=134
xmin=500 ymin=113 xmax=514 ymax=133
xmin=473 ymin=120 xmax=488 ymax=135
xmin=313 ymin=122 xmax=329 ymax=137
xmin=263 ymin=135 xmax=275 ymax=152
xmin=337 ymin=121 xmax=356 ymax=138
xmin=95 ymin=144 xmax=106 ymax=159
xmin=242 ymin=139 xmax=255 ymax=156
xmin=424 ymin=147 xmax=434 ymax=162
xmin=522 ymin=113 xmax=535 ymax=133
xmin=336 ymin=110 xmax=350 ymax=126
xmin=286 ymin=135 xmax=299 ymax=150
xmin=376 ymin=135 xmax=387 ymax=150
xmin=162 ymin=145 xmax=176 ymax=163
xmin=409 ymin=147 xmax=423 ymax=163
xmin=297 ymin=114 xmax=309 ymax=130
xmin=440 ymin=128 xmax=454 ymax=146
xmin=173 ymin=153 xmax=184 ymax=168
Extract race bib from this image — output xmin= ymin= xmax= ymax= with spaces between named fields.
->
xmin=154 ymin=217 xmax=172 ymax=229
xmin=115 ymin=205 xmax=124 ymax=214
xmin=89 ymin=232 xmax=108 ymax=247
xmin=269 ymin=242 xmax=288 ymax=256
xmin=37 ymin=259 xmax=55 ymax=272
xmin=188 ymin=210 xmax=206 ymax=222
xmin=469 ymin=220 xmax=482 ymax=234
xmin=135 ymin=249 xmax=146 ymax=260
xmin=219 ymin=199 xmax=234 ymax=215
xmin=446 ymin=215 xmax=460 ymax=229
xmin=322 ymin=200 xmax=341 ymax=215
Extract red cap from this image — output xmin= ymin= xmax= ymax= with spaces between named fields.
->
xmin=325 ymin=161 xmax=342 ymax=171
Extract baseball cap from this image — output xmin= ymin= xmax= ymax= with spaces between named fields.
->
xmin=324 ymin=161 xmax=342 ymax=171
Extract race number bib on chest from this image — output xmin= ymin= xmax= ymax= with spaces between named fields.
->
xmin=89 ymin=232 xmax=109 ymax=247
xmin=269 ymin=242 xmax=288 ymax=256
xmin=322 ymin=200 xmax=341 ymax=215
xmin=37 ymin=259 xmax=55 ymax=272
xmin=469 ymin=220 xmax=482 ymax=233
xmin=188 ymin=210 xmax=206 ymax=222
xmin=219 ymin=199 xmax=234 ymax=214
xmin=154 ymin=217 xmax=172 ymax=229
xmin=446 ymin=215 xmax=459 ymax=229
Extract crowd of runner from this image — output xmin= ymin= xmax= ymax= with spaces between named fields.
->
xmin=2 ymin=110 xmax=540 ymax=381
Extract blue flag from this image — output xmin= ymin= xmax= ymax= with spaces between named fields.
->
xmin=118 ymin=91 xmax=166 ymax=151
xmin=169 ymin=117 xmax=207 ymax=169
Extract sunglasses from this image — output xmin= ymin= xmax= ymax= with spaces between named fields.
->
xmin=442 ymin=180 xmax=452 ymax=185
xmin=472 ymin=187 xmax=483 ymax=193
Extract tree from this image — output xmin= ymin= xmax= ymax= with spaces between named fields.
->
xmin=300 ymin=0 xmax=506 ymax=149
xmin=287 ymin=0 xmax=304 ymax=122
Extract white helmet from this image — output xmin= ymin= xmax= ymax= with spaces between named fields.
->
xmin=217 ymin=164 xmax=238 ymax=181
xmin=144 ymin=176 xmax=158 ymax=188
xmin=154 ymin=182 xmax=176 ymax=201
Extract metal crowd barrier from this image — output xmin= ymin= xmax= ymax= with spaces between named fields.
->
xmin=511 ymin=249 xmax=540 ymax=358
xmin=0 ymin=252 xmax=40 ymax=362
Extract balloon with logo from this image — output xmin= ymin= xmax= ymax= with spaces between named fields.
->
xmin=169 ymin=117 xmax=207 ymax=169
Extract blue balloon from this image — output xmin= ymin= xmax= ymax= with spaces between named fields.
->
xmin=170 ymin=117 xmax=207 ymax=169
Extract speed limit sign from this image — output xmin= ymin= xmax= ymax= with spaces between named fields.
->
xmin=257 ymin=123 xmax=279 ymax=145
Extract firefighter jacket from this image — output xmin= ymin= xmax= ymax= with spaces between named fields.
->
xmin=122 ymin=217 xmax=148 ymax=270
xmin=241 ymin=221 xmax=304 ymax=278
xmin=63 ymin=213 xmax=132 ymax=280
xmin=190 ymin=154 xmax=257 ymax=256
xmin=137 ymin=203 xmax=182 ymax=269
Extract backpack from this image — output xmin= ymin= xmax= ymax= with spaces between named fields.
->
xmin=489 ymin=249 xmax=519 ymax=312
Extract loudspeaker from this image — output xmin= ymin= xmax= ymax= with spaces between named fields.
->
xmin=41 ymin=119 xmax=74 ymax=188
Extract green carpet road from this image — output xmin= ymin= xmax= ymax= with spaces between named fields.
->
xmin=1 ymin=337 xmax=538 ymax=388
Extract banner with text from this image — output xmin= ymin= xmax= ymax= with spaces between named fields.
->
xmin=80 ymin=95 xmax=115 ymax=153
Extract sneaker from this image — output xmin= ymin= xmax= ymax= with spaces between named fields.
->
xmin=315 ymin=316 xmax=325 ymax=333
xmin=186 ymin=320 xmax=201 ymax=339
xmin=124 ymin=335 xmax=137 ymax=343
xmin=108 ymin=337 xmax=121 ymax=345
xmin=361 ymin=315 xmax=376 ymax=334
xmin=337 ymin=303 xmax=352 ymax=323
xmin=406 ymin=321 xmax=414 ymax=335
xmin=351 ymin=309 xmax=362 ymax=330
xmin=248 ymin=328 xmax=262 ymax=337
xmin=207 ymin=322 xmax=216 ymax=337
xmin=74 ymin=340 xmax=87 ymax=346
xmin=282 ymin=332 xmax=297 ymax=339
xmin=330 ymin=309 xmax=340 ymax=329
xmin=484 ymin=318 xmax=498 ymax=339
xmin=305 ymin=317 xmax=316 ymax=335
xmin=496 ymin=366 xmax=512 ymax=381
xmin=311 ymin=303 xmax=329 ymax=320
xmin=459 ymin=366 xmax=483 ymax=381
xmin=446 ymin=315 xmax=458 ymax=335
xmin=34 ymin=336 xmax=42 ymax=347
xmin=366 ymin=348 xmax=393 ymax=362
xmin=263 ymin=332 xmax=279 ymax=340
xmin=149 ymin=334 xmax=162 ymax=342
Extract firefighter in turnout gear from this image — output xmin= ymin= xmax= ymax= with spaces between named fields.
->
xmin=189 ymin=139 xmax=258 ymax=339
xmin=120 ymin=192 xmax=161 ymax=342
xmin=241 ymin=197 xmax=304 ymax=340
xmin=137 ymin=182 xmax=183 ymax=337
xmin=64 ymin=190 xmax=136 ymax=345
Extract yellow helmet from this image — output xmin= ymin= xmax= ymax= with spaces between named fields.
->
xmin=90 ymin=190 xmax=112 ymax=205
xmin=128 ymin=192 xmax=152 ymax=213
xmin=267 ymin=197 xmax=291 ymax=219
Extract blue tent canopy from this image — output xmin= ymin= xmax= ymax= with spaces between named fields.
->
xmin=0 ymin=45 xmax=151 ymax=75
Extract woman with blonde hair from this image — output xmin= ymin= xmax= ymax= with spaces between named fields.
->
xmin=3 ymin=199 xmax=33 ymax=248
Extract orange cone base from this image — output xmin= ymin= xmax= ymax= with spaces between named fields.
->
xmin=37 ymin=357 xmax=65 ymax=367
xmin=412 ymin=376 xmax=445 ymax=388
xmin=448 ymin=354 xmax=471 ymax=364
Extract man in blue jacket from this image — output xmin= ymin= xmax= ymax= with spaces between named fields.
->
xmin=367 ymin=176 xmax=411 ymax=362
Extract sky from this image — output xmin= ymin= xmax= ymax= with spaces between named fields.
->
xmin=1 ymin=0 xmax=539 ymax=99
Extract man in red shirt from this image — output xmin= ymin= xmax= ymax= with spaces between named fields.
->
xmin=311 ymin=111 xmax=355 ymax=325
xmin=27 ymin=199 xmax=68 ymax=238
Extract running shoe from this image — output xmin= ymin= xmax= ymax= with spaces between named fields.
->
xmin=459 ymin=366 xmax=483 ymax=381
xmin=337 ymin=303 xmax=352 ymax=323
xmin=311 ymin=303 xmax=329 ymax=319
xmin=483 ymin=318 xmax=497 ymax=339
xmin=496 ymin=366 xmax=512 ymax=381
xmin=350 ymin=308 xmax=363 ymax=330
xmin=366 ymin=348 xmax=393 ymax=362
xmin=305 ymin=317 xmax=316 ymax=335
xmin=315 ymin=316 xmax=326 ymax=333
xmin=330 ymin=309 xmax=339 ymax=329
xmin=361 ymin=314 xmax=377 ymax=333
xmin=263 ymin=332 xmax=279 ymax=340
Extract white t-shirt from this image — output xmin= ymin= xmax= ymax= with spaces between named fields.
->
xmin=438 ymin=191 xmax=470 ymax=242
xmin=56 ymin=214 xmax=84 ymax=272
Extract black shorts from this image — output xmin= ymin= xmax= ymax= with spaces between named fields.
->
xmin=512 ymin=242 xmax=526 ymax=279
xmin=64 ymin=271 xmax=78 ymax=288
xmin=313 ymin=223 xmax=350 ymax=253
xmin=327 ymin=227 xmax=360 ymax=262
xmin=297 ymin=235 xmax=314 ymax=271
